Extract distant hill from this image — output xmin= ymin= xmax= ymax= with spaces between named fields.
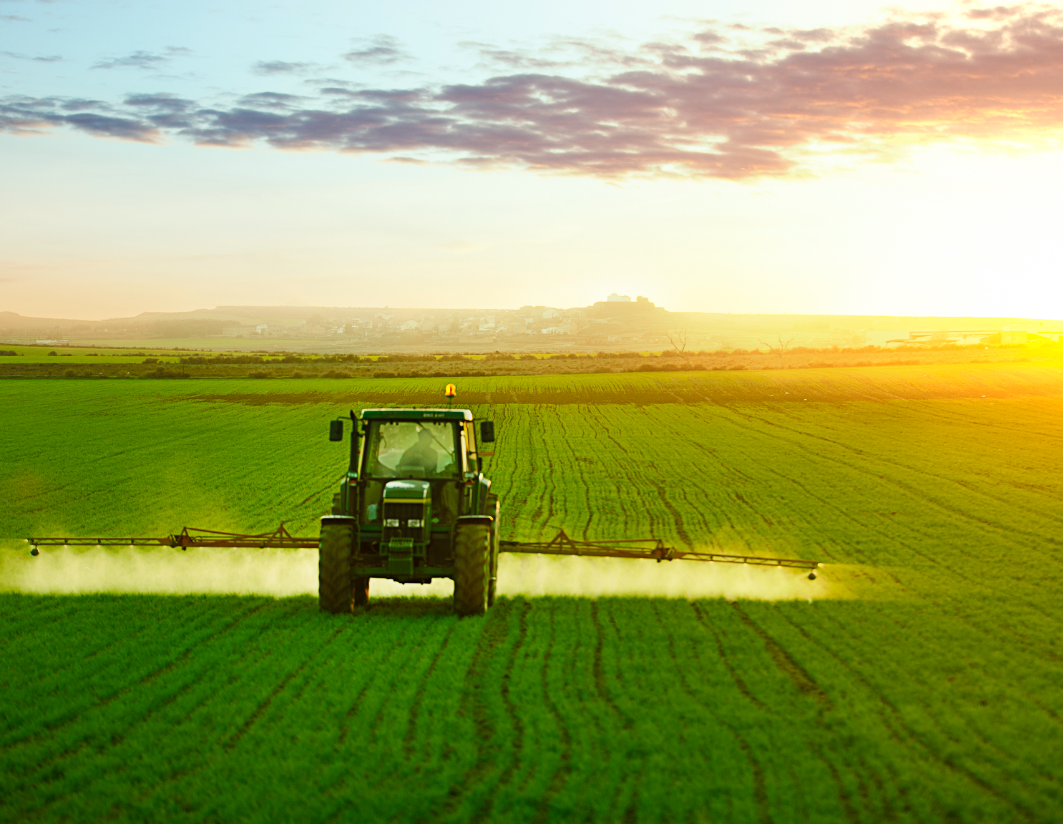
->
xmin=3 ymin=306 xmax=1061 ymax=352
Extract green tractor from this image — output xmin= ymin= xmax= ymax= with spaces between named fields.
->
xmin=24 ymin=396 xmax=821 ymax=609
xmin=319 ymin=407 xmax=500 ymax=616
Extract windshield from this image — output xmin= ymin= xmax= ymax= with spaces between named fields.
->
xmin=363 ymin=421 xmax=460 ymax=479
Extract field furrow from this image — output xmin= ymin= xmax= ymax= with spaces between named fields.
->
xmin=3 ymin=366 xmax=1063 ymax=822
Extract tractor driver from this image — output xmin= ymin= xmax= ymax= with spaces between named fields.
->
xmin=399 ymin=427 xmax=440 ymax=475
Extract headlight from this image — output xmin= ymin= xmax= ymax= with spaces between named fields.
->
xmin=385 ymin=518 xmax=400 ymax=527
xmin=408 ymin=519 xmax=424 ymax=528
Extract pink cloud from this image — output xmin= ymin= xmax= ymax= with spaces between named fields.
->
xmin=3 ymin=4 xmax=1063 ymax=179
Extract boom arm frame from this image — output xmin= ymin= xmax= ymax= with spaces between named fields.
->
xmin=28 ymin=525 xmax=819 ymax=571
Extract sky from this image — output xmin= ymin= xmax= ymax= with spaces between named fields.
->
xmin=1 ymin=0 xmax=1062 ymax=319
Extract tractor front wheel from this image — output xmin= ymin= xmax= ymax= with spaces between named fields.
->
xmin=319 ymin=517 xmax=355 ymax=614
xmin=453 ymin=518 xmax=491 ymax=616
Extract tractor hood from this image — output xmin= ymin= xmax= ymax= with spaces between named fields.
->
xmin=382 ymin=480 xmax=431 ymax=502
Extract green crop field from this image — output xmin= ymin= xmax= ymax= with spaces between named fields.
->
xmin=2 ymin=364 xmax=1062 ymax=822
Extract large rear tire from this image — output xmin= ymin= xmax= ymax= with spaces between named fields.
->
xmin=319 ymin=517 xmax=354 ymax=614
xmin=453 ymin=518 xmax=491 ymax=616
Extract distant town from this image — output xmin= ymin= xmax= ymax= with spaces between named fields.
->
xmin=2 ymin=294 xmax=1060 ymax=354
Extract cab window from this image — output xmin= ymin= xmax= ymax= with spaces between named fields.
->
xmin=363 ymin=421 xmax=460 ymax=480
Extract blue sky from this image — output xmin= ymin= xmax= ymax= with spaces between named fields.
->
xmin=2 ymin=0 xmax=1061 ymax=318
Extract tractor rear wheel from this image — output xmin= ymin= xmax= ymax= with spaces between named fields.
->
xmin=453 ymin=518 xmax=491 ymax=616
xmin=319 ymin=517 xmax=355 ymax=614
xmin=353 ymin=576 xmax=370 ymax=607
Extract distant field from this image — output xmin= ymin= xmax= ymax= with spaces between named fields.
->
xmin=0 ymin=345 xmax=185 ymax=363
xmin=2 ymin=338 xmax=320 ymax=351
xmin=3 ymin=341 xmax=1058 ymax=381
xmin=2 ymin=363 xmax=1062 ymax=822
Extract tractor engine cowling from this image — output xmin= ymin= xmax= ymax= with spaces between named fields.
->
xmin=380 ymin=480 xmax=432 ymax=575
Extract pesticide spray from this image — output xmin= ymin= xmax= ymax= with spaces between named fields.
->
xmin=1 ymin=544 xmax=845 ymax=601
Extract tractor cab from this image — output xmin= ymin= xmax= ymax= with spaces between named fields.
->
xmin=359 ymin=410 xmax=475 ymax=528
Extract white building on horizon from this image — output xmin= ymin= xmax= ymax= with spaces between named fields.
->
xmin=607 ymin=292 xmax=632 ymax=302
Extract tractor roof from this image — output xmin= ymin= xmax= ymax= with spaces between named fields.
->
xmin=360 ymin=408 xmax=473 ymax=421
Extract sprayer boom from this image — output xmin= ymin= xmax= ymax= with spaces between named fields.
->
xmin=27 ymin=526 xmax=818 ymax=571
xmin=28 ymin=524 xmax=318 ymax=553
xmin=500 ymin=529 xmax=819 ymax=571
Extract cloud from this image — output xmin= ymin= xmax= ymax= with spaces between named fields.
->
xmin=0 ymin=96 xmax=157 ymax=140
xmin=6 ymin=5 xmax=1063 ymax=179
xmin=1 ymin=51 xmax=62 ymax=62
xmin=344 ymin=35 xmax=408 ymax=66
xmin=252 ymin=60 xmax=312 ymax=76
xmin=92 ymin=47 xmax=190 ymax=70
xmin=1 ymin=15 xmax=30 ymax=21
xmin=92 ymin=51 xmax=168 ymax=70
xmin=237 ymin=92 xmax=305 ymax=109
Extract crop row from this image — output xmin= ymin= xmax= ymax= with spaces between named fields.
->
xmin=3 ymin=593 xmax=1058 ymax=823
xmin=3 ymin=369 xmax=1062 ymax=821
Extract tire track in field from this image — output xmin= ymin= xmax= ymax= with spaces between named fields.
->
xmin=533 ymin=408 xmax=561 ymax=536
xmin=587 ymin=606 xmax=642 ymax=824
xmin=641 ymin=410 xmax=775 ymax=549
xmin=224 ymin=621 xmax=348 ymax=752
xmin=9 ymin=601 xmax=286 ymax=819
xmin=553 ymin=408 xmax=594 ymax=540
xmin=758 ymin=457 xmax=984 ymax=581
xmin=740 ymin=419 xmax=1063 ymax=622
xmin=567 ymin=410 xmax=598 ymax=541
xmin=279 ymin=617 xmax=425 ymax=824
xmin=650 ymin=602 xmax=773 ymax=824
xmin=0 ymin=598 xmax=81 ymax=643
xmin=579 ymin=405 xmax=639 ymax=540
xmin=760 ymin=403 xmax=1063 ymax=541
xmin=99 ymin=607 xmax=290 ymax=757
xmin=112 ymin=605 xmax=332 ymax=815
xmin=827 ymin=399 xmax=1063 ymax=454
xmin=691 ymin=602 xmax=871 ymax=823
xmin=362 ymin=616 xmax=451 ymax=755
xmin=402 ymin=621 xmax=459 ymax=760
xmin=695 ymin=399 xmax=1035 ymax=547
xmin=485 ymin=600 xmax=531 ymax=820
xmin=729 ymin=603 xmax=831 ymax=710
xmin=581 ymin=405 xmax=646 ymax=541
xmin=336 ymin=618 xmax=420 ymax=749
xmin=714 ymin=402 xmax=1063 ymax=556
xmin=1 ymin=599 xmax=272 ymax=754
xmin=589 ymin=601 xmax=634 ymax=729
xmin=4 ymin=617 xmax=156 ymax=695
xmin=765 ymin=607 xmax=1040 ymax=822
xmin=533 ymin=604 xmax=573 ymax=824
xmin=689 ymin=603 xmax=766 ymax=710
xmin=525 ymin=412 xmax=547 ymax=526
xmin=714 ymin=603 xmax=877 ymax=819
xmin=436 ymin=600 xmax=522 ymax=823
xmin=856 ymin=604 xmax=1063 ymax=719
xmin=809 ymin=606 xmax=1063 ymax=794
xmin=647 ymin=472 xmax=716 ymax=549
xmin=682 ymin=404 xmax=959 ymax=569
xmin=598 ymin=604 xmax=641 ymax=824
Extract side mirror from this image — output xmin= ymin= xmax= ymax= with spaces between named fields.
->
xmin=329 ymin=420 xmax=344 ymax=442
xmin=480 ymin=421 xmax=495 ymax=443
